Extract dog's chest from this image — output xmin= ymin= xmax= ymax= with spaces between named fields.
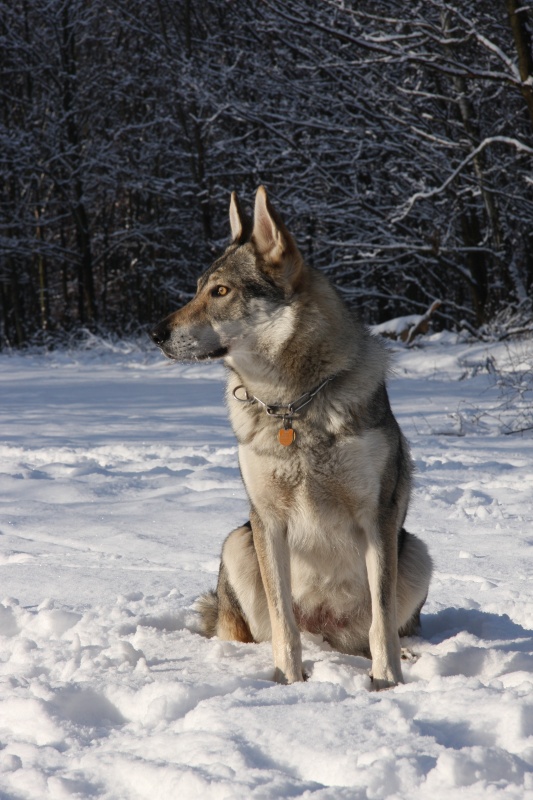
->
xmin=239 ymin=428 xmax=388 ymax=521
xmin=237 ymin=419 xmax=386 ymax=615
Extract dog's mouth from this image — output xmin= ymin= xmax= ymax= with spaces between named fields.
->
xmin=158 ymin=345 xmax=229 ymax=362
xmin=151 ymin=322 xmax=229 ymax=362
xmin=195 ymin=347 xmax=229 ymax=361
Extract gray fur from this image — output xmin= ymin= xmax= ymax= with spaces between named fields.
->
xmin=152 ymin=186 xmax=432 ymax=688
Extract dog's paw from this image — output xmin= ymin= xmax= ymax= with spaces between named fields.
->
xmin=273 ymin=666 xmax=306 ymax=684
xmin=369 ymin=663 xmax=404 ymax=691
xmin=369 ymin=675 xmax=399 ymax=691
xmin=400 ymin=647 xmax=419 ymax=663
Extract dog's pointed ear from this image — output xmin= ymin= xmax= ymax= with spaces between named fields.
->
xmin=229 ymin=191 xmax=245 ymax=242
xmin=253 ymin=186 xmax=281 ymax=256
xmin=229 ymin=191 xmax=252 ymax=244
xmin=252 ymin=186 xmax=303 ymax=289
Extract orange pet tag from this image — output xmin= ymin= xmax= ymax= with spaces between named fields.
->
xmin=278 ymin=427 xmax=295 ymax=446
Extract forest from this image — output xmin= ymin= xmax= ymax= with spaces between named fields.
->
xmin=1 ymin=0 xmax=532 ymax=348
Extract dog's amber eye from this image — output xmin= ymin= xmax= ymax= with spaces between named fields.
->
xmin=213 ymin=285 xmax=230 ymax=297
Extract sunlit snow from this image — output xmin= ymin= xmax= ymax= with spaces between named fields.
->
xmin=0 ymin=334 xmax=532 ymax=799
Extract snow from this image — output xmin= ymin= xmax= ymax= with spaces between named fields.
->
xmin=371 ymin=314 xmax=424 ymax=338
xmin=0 ymin=334 xmax=532 ymax=799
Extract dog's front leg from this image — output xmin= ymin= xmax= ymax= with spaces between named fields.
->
xmin=250 ymin=509 xmax=304 ymax=683
xmin=365 ymin=535 xmax=403 ymax=690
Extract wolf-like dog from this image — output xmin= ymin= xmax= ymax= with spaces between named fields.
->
xmin=151 ymin=187 xmax=432 ymax=688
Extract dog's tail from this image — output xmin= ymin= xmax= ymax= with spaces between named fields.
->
xmin=196 ymin=590 xmax=219 ymax=638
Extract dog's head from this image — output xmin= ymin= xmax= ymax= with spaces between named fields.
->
xmin=151 ymin=187 xmax=305 ymax=363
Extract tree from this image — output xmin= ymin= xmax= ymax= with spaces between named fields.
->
xmin=1 ymin=0 xmax=531 ymax=347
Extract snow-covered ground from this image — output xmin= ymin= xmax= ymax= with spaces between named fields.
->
xmin=0 ymin=333 xmax=532 ymax=799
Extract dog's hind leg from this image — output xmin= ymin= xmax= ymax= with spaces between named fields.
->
xmin=198 ymin=522 xmax=270 ymax=644
xmin=398 ymin=605 xmax=423 ymax=638
xmin=218 ymin=560 xmax=255 ymax=643
xmin=396 ymin=529 xmax=433 ymax=637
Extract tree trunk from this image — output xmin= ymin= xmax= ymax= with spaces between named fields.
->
xmin=506 ymin=0 xmax=533 ymax=132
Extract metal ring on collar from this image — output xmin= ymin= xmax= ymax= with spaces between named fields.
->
xmin=232 ymin=385 xmax=253 ymax=403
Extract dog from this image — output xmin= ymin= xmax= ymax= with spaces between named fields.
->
xmin=151 ymin=186 xmax=432 ymax=688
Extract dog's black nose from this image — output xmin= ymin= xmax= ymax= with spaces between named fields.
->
xmin=150 ymin=323 xmax=170 ymax=347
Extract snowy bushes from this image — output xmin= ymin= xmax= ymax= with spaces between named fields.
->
xmin=1 ymin=0 xmax=532 ymax=346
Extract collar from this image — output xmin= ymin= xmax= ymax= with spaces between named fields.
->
xmin=231 ymin=374 xmax=336 ymax=446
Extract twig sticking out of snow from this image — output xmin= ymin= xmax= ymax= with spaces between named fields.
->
xmin=371 ymin=300 xmax=442 ymax=345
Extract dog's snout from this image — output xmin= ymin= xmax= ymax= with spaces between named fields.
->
xmin=150 ymin=323 xmax=170 ymax=347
